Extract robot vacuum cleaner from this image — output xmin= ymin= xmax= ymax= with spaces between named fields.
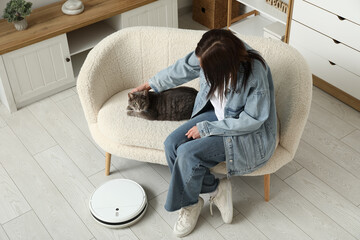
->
xmin=89 ymin=179 xmax=147 ymax=228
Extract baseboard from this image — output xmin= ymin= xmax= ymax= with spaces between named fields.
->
xmin=313 ymin=75 xmax=360 ymax=112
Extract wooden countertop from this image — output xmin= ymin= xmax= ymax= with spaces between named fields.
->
xmin=0 ymin=0 xmax=156 ymax=55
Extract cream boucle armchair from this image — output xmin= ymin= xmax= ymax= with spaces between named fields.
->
xmin=77 ymin=27 xmax=312 ymax=201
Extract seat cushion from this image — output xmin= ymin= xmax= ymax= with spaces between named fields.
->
xmin=97 ymin=89 xmax=187 ymax=151
xmin=97 ymin=88 xmax=280 ymax=152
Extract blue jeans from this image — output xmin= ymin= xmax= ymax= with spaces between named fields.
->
xmin=164 ymin=110 xmax=226 ymax=212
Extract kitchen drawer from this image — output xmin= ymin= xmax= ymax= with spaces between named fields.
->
xmin=290 ymin=39 xmax=360 ymax=100
xmin=293 ymin=0 xmax=360 ymax=51
xmin=290 ymin=21 xmax=360 ymax=77
xmin=304 ymin=0 xmax=360 ymax=25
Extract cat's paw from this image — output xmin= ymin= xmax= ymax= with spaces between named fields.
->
xmin=127 ymin=111 xmax=135 ymax=117
xmin=126 ymin=106 xmax=132 ymax=110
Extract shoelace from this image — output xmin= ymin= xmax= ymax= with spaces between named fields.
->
xmin=209 ymin=196 xmax=215 ymax=216
xmin=178 ymin=207 xmax=191 ymax=224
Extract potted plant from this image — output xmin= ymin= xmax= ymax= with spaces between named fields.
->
xmin=3 ymin=0 xmax=32 ymax=31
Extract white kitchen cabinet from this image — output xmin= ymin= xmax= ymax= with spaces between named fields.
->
xmin=289 ymin=0 xmax=360 ymax=104
xmin=2 ymin=34 xmax=74 ymax=109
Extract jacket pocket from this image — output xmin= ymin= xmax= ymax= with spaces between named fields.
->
xmin=255 ymin=132 xmax=265 ymax=159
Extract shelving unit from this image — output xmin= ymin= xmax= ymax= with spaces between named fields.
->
xmin=67 ymin=21 xmax=116 ymax=56
xmin=236 ymin=0 xmax=287 ymax=24
xmin=227 ymin=0 xmax=293 ymax=43
xmin=229 ymin=14 xmax=272 ymax=37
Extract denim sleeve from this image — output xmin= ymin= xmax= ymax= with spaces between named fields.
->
xmin=148 ymin=51 xmax=201 ymax=93
xmin=196 ymin=66 xmax=271 ymax=137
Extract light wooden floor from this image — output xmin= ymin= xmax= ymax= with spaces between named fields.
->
xmin=1 ymin=14 xmax=360 ymax=240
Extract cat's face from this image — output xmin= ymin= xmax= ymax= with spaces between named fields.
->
xmin=127 ymin=91 xmax=149 ymax=111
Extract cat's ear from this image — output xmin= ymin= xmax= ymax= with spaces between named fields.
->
xmin=128 ymin=92 xmax=134 ymax=99
xmin=141 ymin=90 xmax=148 ymax=96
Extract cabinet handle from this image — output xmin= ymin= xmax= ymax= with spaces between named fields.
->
xmin=332 ymin=39 xmax=341 ymax=44
xmin=66 ymin=57 xmax=71 ymax=62
xmin=329 ymin=61 xmax=336 ymax=66
xmin=337 ymin=15 xmax=345 ymax=21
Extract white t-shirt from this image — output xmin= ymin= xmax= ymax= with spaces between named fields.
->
xmin=210 ymin=88 xmax=227 ymax=121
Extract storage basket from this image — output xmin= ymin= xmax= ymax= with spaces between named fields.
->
xmin=192 ymin=0 xmax=241 ymax=29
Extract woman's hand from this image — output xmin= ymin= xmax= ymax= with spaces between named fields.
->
xmin=186 ymin=126 xmax=200 ymax=139
xmin=131 ymin=82 xmax=151 ymax=93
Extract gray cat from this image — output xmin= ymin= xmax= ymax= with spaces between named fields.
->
xmin=127 ymin=87 xmax=198 ymax=121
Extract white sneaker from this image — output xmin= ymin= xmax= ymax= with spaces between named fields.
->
xmin=209 ymin=178 xmax=233 ymax=223
xmin=173 ymin=197 xmax=204 ymax=237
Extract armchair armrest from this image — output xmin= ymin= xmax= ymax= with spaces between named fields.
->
xmin=77 ymin=30 xmax=143 ymax=123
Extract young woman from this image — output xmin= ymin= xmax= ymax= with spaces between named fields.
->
xmin=131 ymin=29 xmax=277 ymax=237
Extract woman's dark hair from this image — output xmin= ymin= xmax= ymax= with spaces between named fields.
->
xmin=195 ymin=29 xmax=266 ymax=100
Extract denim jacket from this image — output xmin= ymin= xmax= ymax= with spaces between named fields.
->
xmin=148 ymin=43 xmax=277 ymax=177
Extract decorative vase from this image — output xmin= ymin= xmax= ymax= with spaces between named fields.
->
xmin=14 ymin=18 xmax=28 ymax=31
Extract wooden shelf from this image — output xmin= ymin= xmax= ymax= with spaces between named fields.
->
xmin=229 ymin=15 xmax=272 ymax=36
xmin=67 ymin=21 xmax=116 ymax=56
xmin=236 ymin=0 xmax=287 ymax=24
xmin=0 ymin=0 xmax=156 ymax=55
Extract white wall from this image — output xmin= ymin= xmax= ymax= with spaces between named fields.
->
xmin=1 ymin=0 xmax=60 ymax=19
xmin=178 ymin=0 xmax=192 ymax=9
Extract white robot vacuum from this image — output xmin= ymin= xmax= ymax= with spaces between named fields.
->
xmin=89 ymin=179 xmax=147 ymax=228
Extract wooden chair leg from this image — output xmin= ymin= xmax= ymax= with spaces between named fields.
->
xmin=264 ymin=174 xmax=270 ymax=202
xmin=105 ymin=152 xmax=111 ymax=176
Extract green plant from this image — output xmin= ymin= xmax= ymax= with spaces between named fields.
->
xmin=3 ymin=0 xmax=32 ymax=23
